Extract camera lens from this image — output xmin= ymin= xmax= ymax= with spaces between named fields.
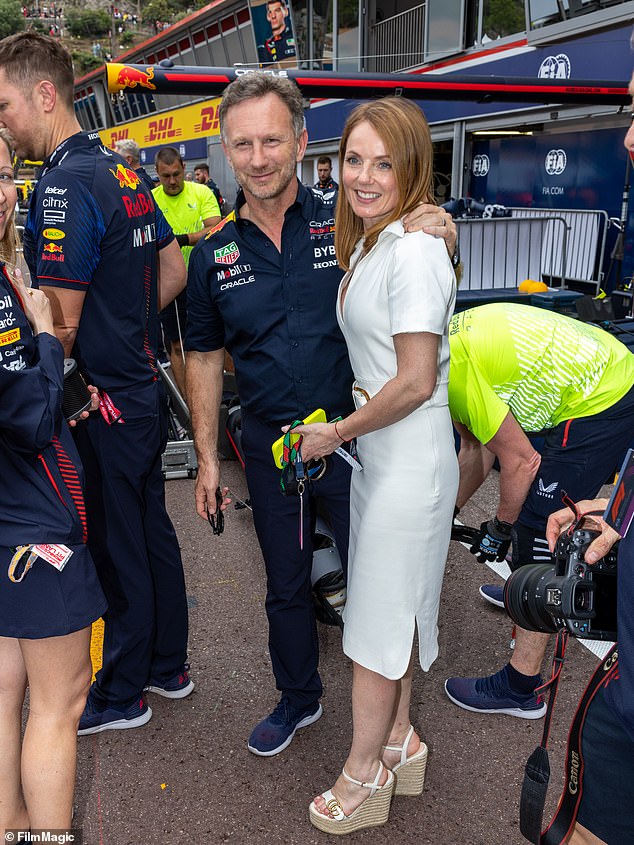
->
xmin=504 ymin=564 xmax=559 ymax=634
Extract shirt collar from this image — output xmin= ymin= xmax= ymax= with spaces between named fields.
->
xmin=379 ymin=218 xmax=405 ymax=239
xmin=234 ymin=178 xmax=310 ymax=222
xmin=41 ymin=130 xmax=102 ymax=177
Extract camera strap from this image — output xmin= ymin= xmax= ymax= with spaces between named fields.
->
xmin=519 ymin=630 xmax=569 ymax=844
xmin=540 ymin=643 xmax=618 ymax=845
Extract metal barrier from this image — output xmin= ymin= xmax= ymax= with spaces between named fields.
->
xmin=508 ymin=207 xmax=608 ymax=292
xmin=368 ymin=4 xmax=425 ymax=73
xmin=455 ymin=215 xmax=568 ymax=291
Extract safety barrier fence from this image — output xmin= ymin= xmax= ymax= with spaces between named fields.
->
xmin=508 ymin=207 xmax=608 ymax=291
xmin=455 ymin=207 xmax=608 ymax=293
xmin=455 ymin=215 xmax=569 ymax=292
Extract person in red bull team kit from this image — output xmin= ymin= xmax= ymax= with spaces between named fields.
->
xmin=0 ymin=31 xmax=192 ymax=735
xmin=0 ymin=128 xmax=106 ymax=836
xmin=185 ymin=74 xmax=459 ymax=758
xmin=257 ymin=0 xmax=296 ymax=65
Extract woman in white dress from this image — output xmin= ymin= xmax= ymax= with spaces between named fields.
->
xmin=295 ymin=97 xmax=459 ymax=835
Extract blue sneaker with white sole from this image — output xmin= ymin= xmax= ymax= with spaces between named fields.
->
xmin=248 ymin=698 xmax=322 ymax=756
xmin=445 ymin=667 xmax=546 ymax=719
xmin=78 ymin=693 xmax=152 ymax=735
xmin=145 ymin=664 xmax=195 ymax=699
xmin=479 ymin=584 xmax=505 ymax=608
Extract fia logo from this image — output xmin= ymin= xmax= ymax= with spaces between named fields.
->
xmin=472 ymin=154 xmax=490 ymax=177
xmin=545 ymin=149 xmax=567 ymax=176
xmin=538 ymin=54 xmax=571 ymax=79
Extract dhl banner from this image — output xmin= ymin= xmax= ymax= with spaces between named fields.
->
xmin=99 ymin=96 xmax=222 ymax=152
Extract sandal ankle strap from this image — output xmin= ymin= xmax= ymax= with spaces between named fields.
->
xmin=382 ymin=724 xmax=415 ymax=767
xmin=341 ymin=761 xmax=385 ymax=794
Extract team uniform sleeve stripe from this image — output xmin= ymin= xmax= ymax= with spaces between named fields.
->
xmin=37 ymin=275 xmax=91 ymax=287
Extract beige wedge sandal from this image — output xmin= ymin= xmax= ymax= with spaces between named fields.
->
xmin=308 ymin=761 xmax=395 ymax=835
xmin=383 ymin=724 xmax=428 ymax=796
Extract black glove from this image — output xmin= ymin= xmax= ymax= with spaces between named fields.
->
xmin=175 ymin=233 xmax=189 ymax=248
xmin=470 ymin=517 xmax=513 ymax=563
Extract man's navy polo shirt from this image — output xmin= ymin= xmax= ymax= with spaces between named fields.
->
xmin=313 ymin=178 xmax=338 ymax=192
xmin=185 ymin=181 xmax=354 ymax=424
xmin=23 ymin=131 xmax=174 ymax=390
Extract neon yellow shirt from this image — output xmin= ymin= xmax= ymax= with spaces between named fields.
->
xmin=448 ymin=303 xmax=634 ymax=442
xmin=152 ymin=181 xmax=220 ymax=267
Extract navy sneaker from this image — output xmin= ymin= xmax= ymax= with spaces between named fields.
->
xmin=445 ymin=667 xmax=546 ymax=719
xmin=145 ymin=664 xmax=194 ymax=699
xmin=248 ymin=698 xmax=323 ymax=757
xmin=479 ymin=584 xmax=505 ymax=608
xmin=78 ymin=693 xmax=152 ymax=735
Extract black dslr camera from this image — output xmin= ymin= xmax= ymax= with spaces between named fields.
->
xmin=504 ymin=527 xmax=618 ymax=641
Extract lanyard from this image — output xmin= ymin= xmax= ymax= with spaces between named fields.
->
xmin=280 ymin=420 xmax=307 ymax=549
xmin=8 ymin=546 xmax=38 ymax=582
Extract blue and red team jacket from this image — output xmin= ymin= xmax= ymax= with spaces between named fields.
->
xmin=23 ymin=131 xmax=174 ymax=391
xmin=0 ymin=264 xmax=87 ymax=548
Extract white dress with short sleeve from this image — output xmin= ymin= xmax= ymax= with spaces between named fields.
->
xmin=338 ymin=220 xmax=459 ymax=678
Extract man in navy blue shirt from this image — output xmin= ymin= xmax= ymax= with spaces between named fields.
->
xmin=185 ymin=73 xmax=456 ymax=757
xmin=314 ymin=155 xmax=338 ymax=192
xmin=0 ymin=32 xmax=191 ymax=734
xmin=312 ymin=155 xmax=338 ymax=208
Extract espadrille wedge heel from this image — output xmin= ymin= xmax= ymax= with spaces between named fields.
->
xmin=308 ymin=762 xmax=394 ymax=835
xmin=382 ymin=724 xmax=428 ymax=797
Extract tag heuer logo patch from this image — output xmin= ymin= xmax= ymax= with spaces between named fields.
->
xmin=215 ymin=242 xmax=240 ymax=265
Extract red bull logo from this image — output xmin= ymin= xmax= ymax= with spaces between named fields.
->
xmin=115 ymin=65 xmax=156 ymax=90
xmin=42 ymin=242 xmax=64 ymax=262
xmin=109 ymin=164 xmax=141 ymax=190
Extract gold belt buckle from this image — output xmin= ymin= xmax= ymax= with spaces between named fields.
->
xmin=353 ymin=385 xmax=370 ymax=403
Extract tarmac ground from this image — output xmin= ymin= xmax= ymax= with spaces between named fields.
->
xmin=73 ymin=459 xmax=601 ymax=845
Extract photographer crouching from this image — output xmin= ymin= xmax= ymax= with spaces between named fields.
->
xmin=543 ymin=499 xmax=632 ymax=845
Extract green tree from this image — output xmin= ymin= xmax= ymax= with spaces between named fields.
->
xmin=66 ymin=8 xmax=111 ymax=38
xmin=119 ymin=30 xmax=135 ymax=48
xmin=0 ymin=0 xmax=25 ymax=39
xmin=141 ymin=0 xmax=191 ymax=21
xmin=482 ymin=0 xmax=525 ymax=38
xmin=142 ymin=0 xmax=171 ymax=23
xmin=71 ymin=49 xmax=104 ymax=75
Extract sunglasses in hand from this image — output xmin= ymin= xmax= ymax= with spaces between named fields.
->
xmin=207 ymin=486 xmax=225 ymax=535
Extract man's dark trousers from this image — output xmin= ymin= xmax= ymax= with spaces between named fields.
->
xmin=76 ymin=381 xmax=189 ymax=707
xmin=242 ymin=412 xmax=351 ymax=712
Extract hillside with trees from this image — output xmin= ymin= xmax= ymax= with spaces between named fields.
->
xmin=4 ymin=0 xmax=210 ymax=75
